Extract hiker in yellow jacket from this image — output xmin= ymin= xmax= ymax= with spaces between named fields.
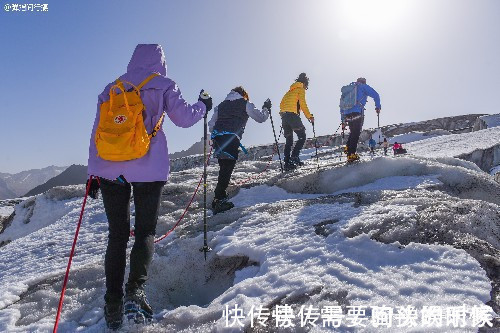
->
xmin=280 ymin=73 xmax=314 ymax=170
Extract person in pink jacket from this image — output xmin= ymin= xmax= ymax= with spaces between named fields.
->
xmin=392 ymin=142 xmax=407 ymax=155
xmin=87 ymin=44 xmax=211 ymax=329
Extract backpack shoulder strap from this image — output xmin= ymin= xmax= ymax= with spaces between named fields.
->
xmin=137 ymin=73 xmax=160 ymax=90
xmin=149 ymin=112 xmax=166 ymax=138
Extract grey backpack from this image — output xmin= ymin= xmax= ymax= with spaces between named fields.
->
xmin=339 ymin=83 xmax=358 ymax=111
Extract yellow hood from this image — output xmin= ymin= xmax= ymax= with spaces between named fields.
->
xmin=289 ymin=82 xmax=304 ymax=90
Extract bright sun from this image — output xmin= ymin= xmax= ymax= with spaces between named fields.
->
xmin=337 ymin=0 xmax=413 ymax=32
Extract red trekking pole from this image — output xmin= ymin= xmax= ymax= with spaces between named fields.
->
xmin=53 ymin=176 xmax=93 ymax=333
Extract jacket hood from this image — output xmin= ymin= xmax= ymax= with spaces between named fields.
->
xmin=225 ymin=90 xmax=245 ymax=101
xmin=289 ymin=82 xmax=304 ymax=90
xmin=127 ymin=44 xmax=167 ymax=76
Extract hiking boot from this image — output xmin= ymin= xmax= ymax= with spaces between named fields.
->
xmin=212 ymin=198 xmax=234 ymax=215
xmin=347 ymin=153 xmax=360 ymax=162
xmin=290 ymin=156 xmax=304 ymax=167
xmin=124 ymin=288 xmax=153 ymax=325
xmin=104 ymin=297 xmax=123 ymax=330
xmin=284 ymin=161 xmax=297 ymax=171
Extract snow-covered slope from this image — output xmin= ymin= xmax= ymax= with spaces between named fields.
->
xmin=381 ymin=130 xmax=452 ymax=145
xmin=406 ymin=126 xmax=500 ymax=159
xmin=170 ymin=115 xmax=485 ymax=174
xmin=0 ymin=128 xmax=498 ymax=332
xmin=407 ymin=126 xmax=500 ymax=174
xmin=0 ymin=206 xmax=14 ymax=217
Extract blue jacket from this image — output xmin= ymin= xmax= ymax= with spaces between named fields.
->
xmin=369 ymin=138 xmax=377 ymax=147
xmin=340 ymin=83 xmax=381 ymax=121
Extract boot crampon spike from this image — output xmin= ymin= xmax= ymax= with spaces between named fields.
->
xmin=347 ymin=153 xmax=360 ymax=162
xmin=124 ymin=289 xmax=153 ymax=326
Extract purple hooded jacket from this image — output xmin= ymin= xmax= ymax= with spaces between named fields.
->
xmin=87 ymin=44 xmax=206 ymax=182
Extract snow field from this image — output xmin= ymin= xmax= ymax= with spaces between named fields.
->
xmin=153 ymin=191 xmax=492 ymax=332
xmin=276 ymin=156 xmax=500 ymax=207
xmin=0 ymin=133 xmax=498 ymax=331
xmin=377 ymin=130 xmax=451 ymax=146
xmin=407 ymin=126 xmax=500 ymax=158
xmin=0 ymin=186 xmax=112 ymax=331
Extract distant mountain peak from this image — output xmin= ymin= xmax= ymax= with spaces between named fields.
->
xmin=0 ymin=165 xmax=68 ymax=199
xmin=23 ymin=165 xmax=87 ymax=197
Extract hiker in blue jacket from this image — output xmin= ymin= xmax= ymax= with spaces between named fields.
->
xmin=368 ymin=138 xmax=377 ymax=154
xmin=340 ymin=78 xmax=381 ymax=162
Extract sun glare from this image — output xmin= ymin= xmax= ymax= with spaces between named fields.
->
xmin=337 ymin=0 xmax=413 ymax=32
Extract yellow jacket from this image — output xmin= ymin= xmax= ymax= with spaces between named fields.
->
xmin=279 ymin=82 xmax=313 ymax=119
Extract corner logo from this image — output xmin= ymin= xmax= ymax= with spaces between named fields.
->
xmin=114 ymin=115 xmax=127 ymax=124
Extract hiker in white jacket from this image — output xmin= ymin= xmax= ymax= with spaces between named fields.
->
xmin=208 ymin=86 xmax=270 ymax=214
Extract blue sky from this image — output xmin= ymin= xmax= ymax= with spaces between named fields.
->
xmin=0 ymin=0 xmax=499 ymax=173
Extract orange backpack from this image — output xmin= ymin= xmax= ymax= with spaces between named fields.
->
xmin=95 ymin=73 xmax=165 ymax=161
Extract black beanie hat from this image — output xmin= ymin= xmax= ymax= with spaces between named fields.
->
xmin=296 ymin=72 xmax=309 ymax=89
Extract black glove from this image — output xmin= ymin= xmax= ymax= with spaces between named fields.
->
xmin=198 ymin=89 xmax=213 ymax=112
xmin=262 ymin=98 xmax=272 ymax=112
xmin=87 ymin=178 xmax=100 ymax=199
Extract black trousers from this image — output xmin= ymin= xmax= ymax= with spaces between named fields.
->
xmin=100 ymin=179 xmax=165 ymax=301
xmin=345 ymin=113 xmax=364 ymax=155
xmin=281 ymin=112 xmax=306 ymax=162
xmin=213 ymin=134 xmax=239 ymax=200
xmin=214 ymin=159 xmax=237 ymax=200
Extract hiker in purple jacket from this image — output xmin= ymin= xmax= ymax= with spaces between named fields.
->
xmin=87 ymin=44 xmax=212 ymax=330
